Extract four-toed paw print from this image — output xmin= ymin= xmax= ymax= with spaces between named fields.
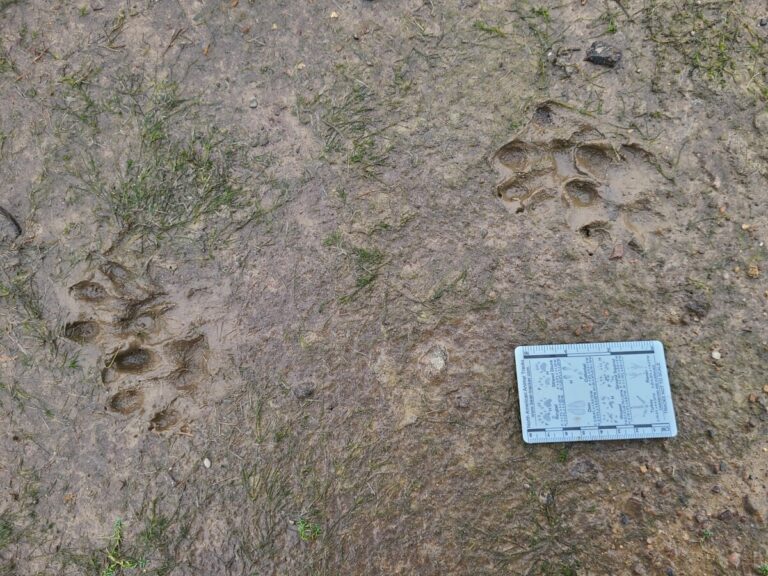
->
xmin=65 ymin=258 xmax=209 ymax=433
xmin=492 ymin=101 xmax=671 ymax=251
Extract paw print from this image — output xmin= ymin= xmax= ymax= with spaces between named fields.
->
xmin=64 ymin=258 xmax=209 ymax=433
xmin=492 ymin=101 xmax=671 ymax=252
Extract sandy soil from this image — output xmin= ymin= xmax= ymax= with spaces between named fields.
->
xmin=0 ymin=1 xmax=767 ymax=574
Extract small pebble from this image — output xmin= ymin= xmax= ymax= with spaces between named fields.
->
xmin=585 ymin=41 xmax=623 ymax=67
xmin=747 ymin=263 xmax=760 ymax=278
xmin=249 ymin=97 xmax=258 ymax=109
xmin=727 ymin=552 xmax=740 ymax=568
xmin=293 ymin=383 xmax=315 ymax=400
xmin=711 ymin=350 xmax=721 ymax=360
xmin=763 ymin=384 xmax=768 ymax=393
xmin=203 ymin=457 xmax=211 ymax=469
xmin=639 ymin=464 xmax=648 ymax=473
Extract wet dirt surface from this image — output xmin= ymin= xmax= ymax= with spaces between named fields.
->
xmin=0 ymin=1 xmax=767 ymax=575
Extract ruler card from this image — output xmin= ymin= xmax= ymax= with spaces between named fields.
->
xmin=515 ymin=340 xmax=677 ymax=444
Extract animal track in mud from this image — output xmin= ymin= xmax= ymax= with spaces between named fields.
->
xmin=109 ymin=388 xmax=144 ymax=415
xmin=64 ymin=259 xmax=211 ymax=433
xmin=112 ymin=347 xmax=155 ymax=373
xmin=492 ymin=101 xmax=670 ymax=250
xmin=64 ymin=320 xmax=100 ymax=343
xmin=166 ymin=335 xmax=209 ymax=391
xmin=70 ymin=281 xmax=108 ymax=302
xmin=149 ymin=408 xmax=179 ymax=432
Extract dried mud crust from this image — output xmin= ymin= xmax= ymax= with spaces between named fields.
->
xmin=492 ymin=102 xmax=672 ymax=252
xmin=63 ymin=258 xmax=209 ymax=433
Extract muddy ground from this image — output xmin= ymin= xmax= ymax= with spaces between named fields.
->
xmin=1 ymin=0 xmax=767 ymax=574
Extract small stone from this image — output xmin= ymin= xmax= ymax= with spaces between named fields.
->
xmin=719 ymin=461 xmax=727 ymax=472
xmin=685 ymin=298 xmax=710 ymax=319
xmin=763 ymin=384 xmax=768 ymax=393
xmin=747 ymin=263 xmax=760 ymax=278
xmin=293 ymin=383 xmax=315 ymax=400
xmin=666 ymin=568 xmax=676 ymax=576
xmin=639 ymin=464 xmax=648 ymax=473
xmin=632 ymin=563 xmax=647 ymax=576
xmin=749 ymin=393 xmax=759 ymax=403
xmin=296 ymin=62 xmax=306 ymax=70
xmin=741 ymin=223 xmax=751 ymax=230
xmin=761 ymin=17 xmax=768 ymax=27
xmin=711 ymin=350 xmax=721 ymax=360
xmin=330 ymin=11 xmax=339 ymax=18
xmin=624 ymin=497 xmax=644 ymax=521
xmin=421 ymin=344 xmax=448 ymax=382
xmin=568 ymin=458 xmax=601 ymax=483
xmin=711 ymin=485 xmax=721 ymax=494
xmin=454 ymin=394 xmax=470 ymax=410
xmin=620 ymin=512 xmax=631 ymax=525
xmin=717 ymin=509 xmax=734 ymax=522
xmin=743 ymin=494 xmax=763 ymax=520
xmin=585 ymin=41 xmax=622 ymax=67
xmin=727 ymin=552 xmax=741 ymax=568
xmin=249 ymin=97 xmax=258 ymax=109
xmin=203 ymin=457 xmax=211 ymax=468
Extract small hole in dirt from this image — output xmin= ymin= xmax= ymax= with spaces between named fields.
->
xmin=112 ymin=347 xmax=154 ymax=373
xmin=533 ymin=105 xmax=553 ymax=125
xmin=64 ymin=320 xmax=100 ymax=343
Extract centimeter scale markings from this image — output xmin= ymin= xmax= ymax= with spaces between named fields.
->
xmin=515 ymin=340 xmax=677 ymax=444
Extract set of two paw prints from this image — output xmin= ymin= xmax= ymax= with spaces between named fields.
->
xmin=65 ymin=260 xmax=208 ymax=433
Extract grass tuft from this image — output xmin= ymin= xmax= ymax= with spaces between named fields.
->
xmin=473 ymin=20 xmax=506 ymax=38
